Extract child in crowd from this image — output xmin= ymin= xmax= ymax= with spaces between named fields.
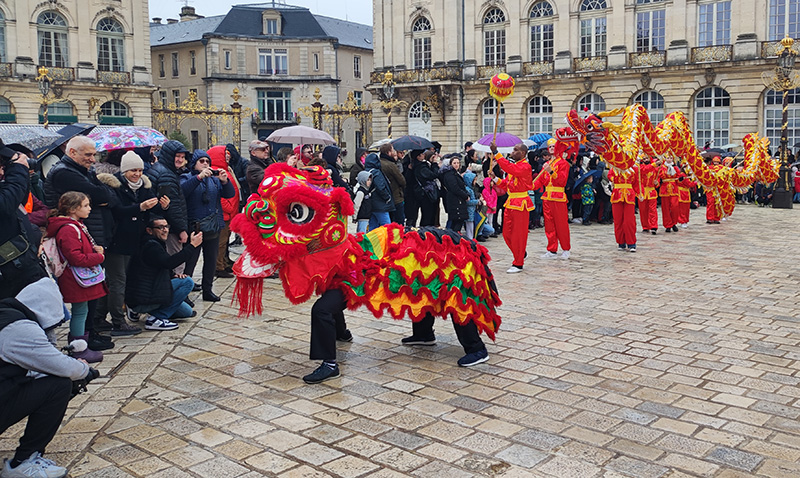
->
xmin=463 ymin=171 xmax=481 ymax=239
xmin=353 ymin=171 xmax=373 ymax=233
xmin=46 ymin=191 xmax=108 ymax=363
xmin=482 ymin=173 xmax=499 ymax=237
xmin=581 ymin=175 xmax=595 ymax=225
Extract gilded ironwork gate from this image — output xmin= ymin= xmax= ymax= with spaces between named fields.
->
xmin=298 ymin=89 xmax=372 ymax=149
xmin=152 ymin=89 xmax=250 ymax=150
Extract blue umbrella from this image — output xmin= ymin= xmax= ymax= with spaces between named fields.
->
xmin=528 ymin=133 xmax=553 ymax=149
xmin=572 ymin=169 xmax=602 ymax=192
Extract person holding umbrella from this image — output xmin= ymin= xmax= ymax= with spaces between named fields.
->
xmin=489 ymin=141 xmax=534 ymax=272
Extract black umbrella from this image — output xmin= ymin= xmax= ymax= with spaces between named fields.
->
xmin=572 ymin=169 xmax=601 ymax=192
xmin=700 ymin=148 xmax=726 ymax=158
xmin=33 ymin=123 xmax=96 ymax=160
xmin=390 ymin=135 xmax=434 ymax=151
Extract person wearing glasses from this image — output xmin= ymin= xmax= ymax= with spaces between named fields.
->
xmin=125 ymin=217 xmax=202 ymax=330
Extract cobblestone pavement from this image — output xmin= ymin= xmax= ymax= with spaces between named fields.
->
xmin=3 ymin=205 xmax=800 ymax=478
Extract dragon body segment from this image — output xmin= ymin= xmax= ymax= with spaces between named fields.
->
xmin=230 ymin=163 xmax=502 ymax=340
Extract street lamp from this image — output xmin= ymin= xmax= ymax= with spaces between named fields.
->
xmin=762 ymin=35 xmax=800 ymax=208
xmin=36 ymin=67 xmax=52 ymax=129
xmin=380 ymin=72 xmax=407 ymax=139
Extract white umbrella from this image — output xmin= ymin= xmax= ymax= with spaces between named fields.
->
xmin=368 ymin=138 xmax=391 ymax=151
xmin=266 ymin=125 xmax=335 ymax=145
xmin=719 ymin=143 xmax=741 ymax=150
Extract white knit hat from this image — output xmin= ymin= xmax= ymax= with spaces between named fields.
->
xmin=119 ymin=151 xmax=144 ymax=173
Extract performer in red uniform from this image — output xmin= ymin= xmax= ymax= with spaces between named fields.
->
xmin=638 ymin=157 xmax=660 ymax=234
xmin=706 ymin=156 xmax=723 ymax=224
xmin=659 ymin=158 xmax=682 ymax=232
xmin=532 ymin=129 xmax=577 ymax=260
xmin=608 ymin=166 xmax=641 ymax=252
xmin=490 ymin=142 xmax=534 ymax=273
xmin=677 ymin=166 xmax=696 ymax=228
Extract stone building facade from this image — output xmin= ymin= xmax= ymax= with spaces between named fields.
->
xmin=0 ymin=0 xmax=154 ymax=127
xmin=151 ymin=3 xmax=373 ymax=152
xmin=369 ymin=0 xmax=796 ymax=154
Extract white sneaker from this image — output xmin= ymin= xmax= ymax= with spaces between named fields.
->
xmin=144 ymin=316 xmax=179 ymax=331
xmin=2 ymin=452 xmax=67 ymax=478
xmin=506 ymin=266 xmax=523 ymax=274
xmin=681 ymin=223 xmax=688 ymax=228
xmin=560 ymin=250 xmax=571 ymax=260
xmin=571 ymin=218 xmax=582 ymax=224
xmin=541 ymin=251 xmax=558 ymax=259
xmin=721 ymin=217 xmax=726 ymax=221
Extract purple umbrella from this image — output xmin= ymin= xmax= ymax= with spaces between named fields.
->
xmin=472 ymin=132 xmax=524 ymax=154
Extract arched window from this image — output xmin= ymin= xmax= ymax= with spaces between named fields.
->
xmin=528 ymin=96 xmax=553 ymax=136
xmin=482 ymin=99 xmax=505 ymax=135
xmin=97 ymin=18 xmax=125 ymax=72
xmin=412 ymin=17 xmax=432 ymax=69
xmin=39 ymin=101 xmax=75 ymax=124
xmin=579 ymin=0 xmax=607 ymax=58
xmin=765 ymin=88 xmax=800 ymax=150
xmin=769 ymin=0 xmax=800 ymax=40
xmin=694 ymin=86 xmax=730 ymax=147
xmin=0 ymin=11 xmax=6 ymax=63
xmin=0 ymin=97 xmax=14 ymax=123
xmin=408 ymin=101 xmax=432 ymax=139
xmin=633 ymin=90 xmax=665 ymax=124
xmin=99 ymin=100 xmax=132 ymax=125
xmin=577 ymin=93 xmax=606 ymax=113
xmin=699 ymin=1 xmax=731 ymax=47
xmin=37 ymin=11 xmax=69 ymax=67
xmin=483 ymin=8 xmax=506 ymax=66
xmin=530 ymin=2 xmax=554 ymax=62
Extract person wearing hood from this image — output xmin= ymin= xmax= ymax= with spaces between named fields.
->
xmin=352 ymin=170 xmax=373 ymax=233
xmin=145 ymin=140 xmax=191 ymax=274
xmin=462 ymin=170 xmax=482 ymax=240
xmin=348 ymin=148 xmax=367 ymax=189
xmin=438 ymin=154 xmax=469 ymax=234
xmin=208 ymin=145 xmax=240 ymax=278
xmin=378 ymin=143 xmax=406 ymax=225
xmin=246 ymin=140 xmax=274 ymax=196
xmin=363 ymin=153 xmax=395 ymax=230
xmin=322 ymin=145 xmax=351 ymax=192
xmin=0 ymin=278 xmax=98 ymax=478
xmin=414 ymin=150 xmax=441 ymax=227
xmin=180 ymin=149 xmax=235 ymax=302
xmin=294 ymin=144 xmax=314 ymax=166
xmin=225 ymin=143 xmax=249 ymax=204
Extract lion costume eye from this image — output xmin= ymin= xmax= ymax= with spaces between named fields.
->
xmin=288 ymin=202 xmax=314 ymax=224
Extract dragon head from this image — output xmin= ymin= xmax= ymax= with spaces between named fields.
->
xmin=566 ymin=109 xmax=609 ymax=154
xmin=230 ymin=163 xmax=355 ymax=280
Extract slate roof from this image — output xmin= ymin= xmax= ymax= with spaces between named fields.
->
xmin=314 ymin=15 xmax=373 ymax=51
xmin=150 ymin=15 xmax=225 ymax=46
xmin=214 ymin=4 xmax=328 ymax=38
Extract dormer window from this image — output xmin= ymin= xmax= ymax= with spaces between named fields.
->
xmin=262 ymin=11 xmax=281 ymax=35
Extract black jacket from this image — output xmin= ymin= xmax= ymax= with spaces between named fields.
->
xmin=363 ymin=153 xmax=395 ymax=213
xmin=245 ymin=155 xmax=274 ymax=198
xmin=43 ymin=156 xmax=116 ymax=248
xmin=439 ymin=166 xmax=469 ymax=221
xmin=227 ymin=144 xmax=249 ymax=202
xmin=126 ymin=235 xmax=197 ymax=308
xmin=413 ymin=160 xmax=439 ymax=206
xmin=145 ymin=141 xmax=189 ymax=235
xmin=106 ymin=173 xmax=156 ymax=256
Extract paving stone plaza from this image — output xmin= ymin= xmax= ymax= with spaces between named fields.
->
xmin=3 ymin=205 xmax=800 ymax=477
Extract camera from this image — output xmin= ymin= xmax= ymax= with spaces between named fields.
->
xmin=70 ymin=367 xmax=100 ymax=399
xmin=211 ymin=169 xmax=221 ymax=176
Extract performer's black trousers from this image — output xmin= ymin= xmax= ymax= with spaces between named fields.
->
xmin=412 ymin=312 xmax=485 ymax=354
xmin=309 ymin=289 xmax=348 ymax=361
xmin=0 ymin=376 xmax=72 ymax=463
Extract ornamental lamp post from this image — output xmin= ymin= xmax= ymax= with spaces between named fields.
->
xmin=36 ymin=67 xmax=52 ymax=129
xmin=379 ymin=71 xmax=407 ymax=139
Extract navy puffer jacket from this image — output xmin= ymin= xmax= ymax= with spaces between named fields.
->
xmin=145 ymin=140 xmax=189 ymax=235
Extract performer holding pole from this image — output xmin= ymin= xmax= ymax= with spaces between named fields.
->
xmin=638 ymin=156 xmax=661 ymax=234
xmin=609 ymin=165 xmax=641 ymax=252
xmin=659 ymin=156 xmax=683 ymax=232
xmin=489 ymin=142 xmax=534 ymax=273
xmin=533 ymin=129 xmax=578 ymax=260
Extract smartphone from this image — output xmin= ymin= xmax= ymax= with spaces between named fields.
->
xmin=157 ymin=184 xmax=170 ymax=198
xmin=211 ymin=170 xmax=221 ymax=176
xmin=194 ymin=222 xmax=201 ymax=234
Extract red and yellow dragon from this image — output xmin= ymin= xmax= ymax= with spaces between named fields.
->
xmin=230 ymin=163 xmax=502 ymax=340
xmin=564 ymin=104 xmax=779 ymax=218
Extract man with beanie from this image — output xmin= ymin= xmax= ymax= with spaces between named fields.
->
xmin=0 ymin=278 xmax=98 ymax=478
xmin=322 ymin=145 xmax=350 ymax=191
xmin=378 ymin=143 xmax=406 ymax=225
xmin=145 ymin=140 xmax=190 ymax=274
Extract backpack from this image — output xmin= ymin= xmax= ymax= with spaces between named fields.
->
xmin=41 ymin=223 xmax=82 ymax=278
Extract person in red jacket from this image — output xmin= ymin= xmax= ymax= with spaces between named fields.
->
xmin=46 ymin=191 xmax=108 ymax=363
xmin=489 ymin=142 xmax=534 ymax=273
xmin=609 ymin=166 xmax=641 ymax=252
xmin=706 ymin=156 xmax=723 ymax=224
xmin=659 ymin=158 xmax=683 ymax=232
xmin=533 ymin=130 xmax=577 ymax=260
xmin=208 ymin=145 xmax=240 ymax=278
xmin=677 ymin=166 xmax=696 ymax=228
xmin=638 ymin=156 xmax=661 ymax=234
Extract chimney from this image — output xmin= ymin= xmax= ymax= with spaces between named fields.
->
xmin=166 ymin=18 xmax=178 ymax=24
xmin=151 ymin=17 xmax=162 ymax=24
xmin=179 ymin=6 xmax=204 ymax=22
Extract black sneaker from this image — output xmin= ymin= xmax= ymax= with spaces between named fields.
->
xmin=671 ymin=225 xmax=679 ymax=232
xmin=111 ymin=323 xmax=142 ymax=337
xmin=457 ymin=349 xmax=489 ymax=367
xmin=302 ymin=363 xmax=340 ymax=384
xmin=126 ymin=308 xmax=140 ymax=322
xmin=401 ymin=335 xmax=436 ymax=346
xmin=337 ymin=330 xmax=353 ymax=342
xmin=88 ymin=333 xmax=114 ymax=351
xmin=95 ymin=319 xmax=113 ymax=332
xmin=650 ymin=229 xmax=657 ymax=235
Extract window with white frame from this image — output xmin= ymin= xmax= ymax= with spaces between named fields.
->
xmin=97 ymin=18 xmax=124 ymax=72
xmin=765 ymin=88 xmax=800 ymax=149
xmin=99 ymin=100 xmax=131 ymax=124
xmin=159 ymin=91 xmax=167 ymax=108
xmin=171 ymin=52 xmax=179 ymax=76
xmin=694 ymin=86 xmax=730 ymax=147
xmin=483 ymin=8 xmax=507 ymax=66
xmin=173 ymin=89 xmax=180 ymax=105
xmin=37 ymin=11 xmax=69 ymax=67
xmin=579 ymin=0 xmax=607 ymax=57
xmin=0 ymin=97 xmax=12 ymax=115
xmin=0 ymin=12 xmax=6 ymax=63
xmin=40 ymin=101 xmax=74 ymax=123
xmin=636 ymin=8 xmax=665 ymax=52
xmin=258 ymin=49 xmax=272 ymax=75
xmin=482 ymin=99 xmax=505 ymax=135
xmin=412 ymin=16 xmax=432 ymax=69
xmin=528 ymin=96 xmax=553 ymax=136
xmin=264 ymin=18 xmax=278 ymax=35
xmin=698 ymin=1 xmax=731 ymax=46
xmin=769 ymin=0 xmax=800 ymax=40
xmin=258 ymin=90 xmax=292 ymax=122
xmin=577 ymin=93 xmax=606 ymax=113
xmin=158 ymin=54 xmax=165 ymax=77
xmin=224 ymin=50 xmax=231 ymax=70
xmin=633 ymin=90 xmax=665 ymax=123
xmin=190 ymin=50 xmax=196 ymax=75
xmin=353 ymin=91 xmax=363 ymax=106
xmin=259 ymin=49 xmax=288 ymax=75
xmin=354 ymin=55 xmax=361 ymax=78
xmin=313 ymin=52 xmax=319 ymax=71
xmin=530 ymin=1 xmax=554 ymax=62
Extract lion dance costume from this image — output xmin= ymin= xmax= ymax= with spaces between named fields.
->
xmin=230 ymin=164 xmax=502 ymax=381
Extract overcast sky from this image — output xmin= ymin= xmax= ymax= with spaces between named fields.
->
xmin=150 ymin=0 xmax=373 ymax=26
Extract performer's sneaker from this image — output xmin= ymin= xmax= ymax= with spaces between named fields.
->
xmin=681 ymin=223 xmax=688 ymax=228
xmin=560 ymin=251 xmax=571 ymax=260
xmin=303 ymin=363 xmax=340 ymax=384
xmin=618 ymin=244 xmax=627 ymax=251
xmin=628 ymin=246 xmax=637 ymax=253
xmin=671 ymin=225 xmax=679 ymax=232
xmin=401 ymin=335 xmax=436 ymax=346
xmin=457 ymin=349 xmax=489 ymax=367
xmin=650 ymin=229 xmax=657 ymax=235
xmin=337 ymin=329 xmax=353 ymax=342
xmin=541 ymin=251 xmax=558 ymax=259
xmin=506 ymin=265 xmax=523 ymax=274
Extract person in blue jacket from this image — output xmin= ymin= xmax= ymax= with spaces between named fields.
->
xmin=363 ymin=153 xmax=394 ymax=230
